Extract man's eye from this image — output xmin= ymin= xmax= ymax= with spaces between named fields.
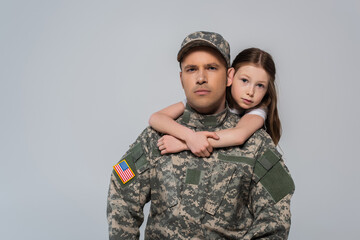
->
xmin=208 ymin=66 xmax=217 ymax=70
xmin=187 ymin=68 xmax=196 ymax=72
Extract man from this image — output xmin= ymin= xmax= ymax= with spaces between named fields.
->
xmin=107 ymin=31 xmax=295 ymax=239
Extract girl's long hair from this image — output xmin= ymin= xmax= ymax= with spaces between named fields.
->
xmin=227 ymin=48 xmax=282 ymax=145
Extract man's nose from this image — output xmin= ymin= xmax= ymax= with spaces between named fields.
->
xmin=196 ymin=70 xmax=207 ymax=84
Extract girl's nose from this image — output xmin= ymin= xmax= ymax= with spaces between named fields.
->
xmin=247 ymin=86 xmax=254 ymax=96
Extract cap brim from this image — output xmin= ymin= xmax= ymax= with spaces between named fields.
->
xmin=177 ymin=40 xmax=218 ymax=62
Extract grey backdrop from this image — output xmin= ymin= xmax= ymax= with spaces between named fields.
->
xmin=1 ymin=0 xmax=359 ymax=239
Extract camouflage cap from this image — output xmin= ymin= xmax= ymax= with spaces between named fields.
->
xmin=177 ymin=31 xmax=230 ymax=67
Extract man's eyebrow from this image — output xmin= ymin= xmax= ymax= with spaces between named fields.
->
xmin=183 ymin=64 xmax=197 ymax=69
xmin=206 ymin=63 xmax=221 ymax=67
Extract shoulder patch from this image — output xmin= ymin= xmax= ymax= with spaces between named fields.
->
xmin=113 ymin=159 xmax=135 ymax=184
xmin=254 ymin=149 xmax=295 ymax=203
xmin=113 ymin=142 xmax=148 ymax=187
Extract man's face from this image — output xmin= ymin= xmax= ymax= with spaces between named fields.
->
xmin=180 ymin=47 xmax=231 ymax=115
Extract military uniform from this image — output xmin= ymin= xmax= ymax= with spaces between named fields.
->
xmin=107 ymin=105 xmax=295 ymax=239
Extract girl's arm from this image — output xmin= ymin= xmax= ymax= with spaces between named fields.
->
xmin=149 ymin=102 xmax=189 ymax=137
xmin=208 ymin=113 xmax=264 ymax=148
xmin=149 ymin=102 xmax=219 ymax=157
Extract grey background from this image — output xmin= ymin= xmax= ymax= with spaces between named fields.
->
xmin=1 ymin=0 xmax=359 ymax=239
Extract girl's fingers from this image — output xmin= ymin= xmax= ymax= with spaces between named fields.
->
xmin=157 ymin=137 xmax=164 ymax=146
xmin=204 ymin=151 xmax=210 ymax=158
xmin=194 ymin=152 xmax=201 ymax=157
xmin=206 ymin=145 xmax=213 ymax=153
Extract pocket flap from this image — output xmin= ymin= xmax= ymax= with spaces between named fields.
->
xmin=131 ymin=143 xmax=149 ymax=173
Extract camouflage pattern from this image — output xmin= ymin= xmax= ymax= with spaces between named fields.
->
xmin=107 ymin=105 xmax=295 ymax=239
xmin=177 ymin=31 xmax=231 ymax=67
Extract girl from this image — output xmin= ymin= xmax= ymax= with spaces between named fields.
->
xmin=149 ymin=47 xmax=281 ymax=157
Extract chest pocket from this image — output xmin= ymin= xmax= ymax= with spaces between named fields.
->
xmin=151 ymin=156 xmax=179 ymax=215
xmin=204 ymin=154 xmax=255 ymax=216
xmin=203 ymin=161 xmax=237 ymax=215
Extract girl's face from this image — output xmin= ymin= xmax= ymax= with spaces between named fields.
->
xmin=230 ymin=64 xmax=269 ymax=110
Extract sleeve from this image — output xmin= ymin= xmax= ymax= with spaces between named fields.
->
xmin=245 ymin=107 xmax=268 ymax=121
xmin=106 ymin=128 xmax=154 ymax=240
xmin=182 ymin=98 xmax=187 ymax=106
xmin=243 ymin=148 xmax=295 ymax=239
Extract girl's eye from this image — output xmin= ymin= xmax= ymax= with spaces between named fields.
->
xmin=257 ymin=83 xmax=265 ymax=88
xmin=241 ymin=78 xmax=248 ymax=83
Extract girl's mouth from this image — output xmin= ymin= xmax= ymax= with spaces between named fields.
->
xmin=242 ymin=98 xmax=253 ymax=104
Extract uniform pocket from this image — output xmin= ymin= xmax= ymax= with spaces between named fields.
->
xmin=203 ymin=161 xmax=237 ymax=215
xmin=151 ymin=156 xmax=179 ymax=215
xmin=204 ymin=154 xmax=255 ymax=216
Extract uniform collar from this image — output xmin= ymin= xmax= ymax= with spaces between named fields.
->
xmin=179 ymin=103 xmax=229 ymax=128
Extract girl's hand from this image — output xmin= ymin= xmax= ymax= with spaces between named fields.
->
xmin=157 ymin=135 xmax=187 ymax=155
xmin=185 ymin=131 xmax=219 ymax=157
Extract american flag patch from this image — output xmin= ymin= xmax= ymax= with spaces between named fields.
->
xmin=113 ymin=159 xmax=135 ymax=184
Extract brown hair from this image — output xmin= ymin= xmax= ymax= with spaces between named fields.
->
xmin=227 ymin=48 xmax=282 ymax=145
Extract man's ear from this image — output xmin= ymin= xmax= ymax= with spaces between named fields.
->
xmin=227 ymin=67 xmax=235 ymax=87
xmin=180 ymin=71 xmax=184 ymax=88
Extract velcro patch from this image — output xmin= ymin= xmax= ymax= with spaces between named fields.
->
xmin=218 ymin=153 xmax=255 ymax=166
xmin=185 ymin=168 xmax=202 ymax=185
xmin=254 ymin=149 xmax=295 ymax=202
xmin=260 ymin=162 xmax=295 ymax=203
xmin=131 ymin=143 xmax=149 ymax=173
xmin=254 ymin=149 xmax=281 ymax=182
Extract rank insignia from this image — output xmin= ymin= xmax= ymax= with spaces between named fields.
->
xmin=113 ymin=159 xmax=135 ymax=184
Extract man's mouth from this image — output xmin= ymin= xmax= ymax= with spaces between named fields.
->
xmin=195 ymin=89 xmax=210 ymax=95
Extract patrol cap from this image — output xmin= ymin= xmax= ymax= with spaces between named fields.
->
xmin=177 ymin=31 xmax=230 ymax=67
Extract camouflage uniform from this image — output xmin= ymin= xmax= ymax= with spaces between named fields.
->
xmin=107 ymin=105 xmax=295 ymax=239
